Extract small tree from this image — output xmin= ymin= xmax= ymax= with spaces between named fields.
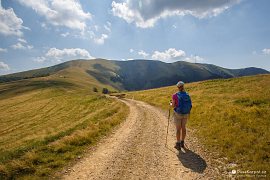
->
xmin=102 ymin=88 xmax=109 ymax=94
xmin=93 ymin=87 xmax=98 ymax=92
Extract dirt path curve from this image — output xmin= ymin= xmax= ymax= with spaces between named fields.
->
xmin=62 ymin=99 xmax=218 ymax=180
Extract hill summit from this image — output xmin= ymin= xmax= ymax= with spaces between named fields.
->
xmin=0 ymin=59 xmax=269 ymax=90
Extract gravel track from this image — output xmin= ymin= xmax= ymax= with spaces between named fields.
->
xmin=62 ymin=99 xmax=218 ymax=180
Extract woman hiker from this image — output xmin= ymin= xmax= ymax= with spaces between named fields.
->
xmin=171 ymin=81 xmax=192 ymax=150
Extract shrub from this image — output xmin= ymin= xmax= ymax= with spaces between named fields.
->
xmin=102 ymin=88 xmax=109 ymax=94
xmin=93 ymin=87 xmax=98 ymax=92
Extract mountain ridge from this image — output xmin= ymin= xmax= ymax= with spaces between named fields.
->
xmin=0 ymin=59 xmax=269 ymax=91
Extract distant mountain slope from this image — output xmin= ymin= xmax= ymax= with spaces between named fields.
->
xmin=0 ymin=59 xmax=269 ymax=90
xmin=113 ymin=60 xmax=269 ymax=90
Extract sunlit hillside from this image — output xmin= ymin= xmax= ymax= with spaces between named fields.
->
xmin=1 ymin=59 xmax=268 ymax=91
xmin=0 ymin=59 xmax=269 ymax=178
xmin=0 ymin=73 xmax=128 ymax=179
xmin=127 ymin=74 xmax=270 ymax=172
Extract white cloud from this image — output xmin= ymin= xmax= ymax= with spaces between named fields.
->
xmin=26 ymin=45 xmax=34 ymax=49
xmin=184 ymin=55 xmax=204 ymax=63
xmin=104 ymin=25 xmax=111 ymax=32
xmin=45 ymin=47 xmax=93 ymax=60
xmin=0 ymin=61 xmax=10 ymax=70
xmin=61 ymin=32 xmax=70 ymax=37
xmin=33 ymin=56 xmax=46 ymax=63
xmin=18 ymin=38 xmax=27 ymax=43
xmin=34 ymin=47 xmax=94 ymax=63
xmin=138 ymin=50 xmax=149 ymax=58
xmin=40 ymin=22 xmax=51 ymax=30
xmin=129 ymin=48 xmax=134 ymax=53
xmin=104 ymin=21 xmax=112 ymax=32
xmin=262 ymin=48 xmax=270 ymax=55
xmin=0 ymin=48 xmax=7 ymax=52
xmin=17 ymin=0 xmax=91 ymax=32
xmin=11 ymin=37 xmax=33 ymax=50
xmin=75 ymin=25 xmax=110 ymax=45
xmin=111 ymin=1 xmax=155 ymax=28
xmin=11 ymin=43 xmax=24 ymax=49
xmin=107 ymin=21 xmax=111 ymax=26
xmin=26 ymin=1 xmax=109 ymax=43
xmin=120 ymin=58 xmax=134 ymax=61
xmin=152 ymin=48 xmax=186 ymax=61
xmin=11 ymin=42 xmax=33 ymax=50
xmin=94 ymin=34 xmax=108 ymax=45
xmin=0 ymin=1 xmax=28 ymax=36
xmin=94 ymin=25 xmax=99 ymax=31
xmin=112 ymin=0 xmax=240 ymax=28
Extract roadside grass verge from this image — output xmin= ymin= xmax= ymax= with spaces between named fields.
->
xmin=0 ymin=84 xmax=129 ymax=179
xmin=126 ymin=74 xmax=270 ymax=173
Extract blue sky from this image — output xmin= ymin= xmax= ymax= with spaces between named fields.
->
xmin=0 ymin=0 xmax=270 ymax=75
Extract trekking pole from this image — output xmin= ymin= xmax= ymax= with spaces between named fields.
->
xmin=165 ymin=101 xmax=172 ymax=147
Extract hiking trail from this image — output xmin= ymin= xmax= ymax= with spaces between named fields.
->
xmin=62 ymin=98 xmax=219 ymax=179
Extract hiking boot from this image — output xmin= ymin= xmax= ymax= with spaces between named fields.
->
xmin=174 ymin=142 xmax=181 ymax=150
xmin=180 ymin=140 xmax=185 ymax=148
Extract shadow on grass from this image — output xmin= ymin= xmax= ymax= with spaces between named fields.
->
xmin=177 ymin=148 xmax=207 ymax=173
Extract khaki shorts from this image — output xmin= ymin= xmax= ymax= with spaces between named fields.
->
xmin=173 ymin=112 xmax=189 ymax=125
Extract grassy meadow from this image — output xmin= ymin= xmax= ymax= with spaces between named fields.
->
xmin=0 ymin=78 xmax=128 ymax=179
xmin=127 ymin=74 xmax=270 ymax=173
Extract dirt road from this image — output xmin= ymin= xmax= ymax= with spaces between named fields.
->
xmin=62 ymin=99 xmax=218 ymax=179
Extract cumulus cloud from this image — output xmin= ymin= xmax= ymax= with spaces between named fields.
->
xmin=34 ymin=47 xmax=94 ymax=63
xmin=0 ymin=48 xmax=7 ymax=52
xmin=21 ymin=1 xmax=110 ymax=44
xmin=46 ymin=48 xmax=93 ymax=59
xmin=152 ymin=48 xmax=186 ymax=61
xmin=33 ymin=56 xmax=46 ymax=63
xmin=262 ymin=48 xmax=270 ymax=55
xmin=77 ymin=22 xmax=111 ymax=44
xmin=40 ymin=22 xmax=51 ymax=30
xmin=94 ymin=34 xmax=108 ymax=45
xmin=61 ymin=32 xmax=70 ymax=37
xmin=0 ymin=61 xmax=10 ymax=70
xmin=0 ymin=1 xmax=28 ymax=36
xmin=112 ymin=0 xmax=240 ymax=28
xmin=184 ymin=55 xmax=204 ymax=63
xmin=17 ymin=0 xmax=91 ymax=31
xmin=11 ymin=38 xmax=33 ymax=50
xmin=11 ymin=42 xmax=33 ymax=50
xmin=138 ymin=50 xmax=149 ymax=58
xmin=18 ymin=38 xmax=27 ymax=43
xmin=104 ymin=21 xmax=112 ymax=32
xmin=129 ymin=48 xmax=134 ymax=53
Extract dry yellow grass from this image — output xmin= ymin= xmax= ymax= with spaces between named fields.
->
xmin=127 ymin=74 xmax=270 ymax=173
xmin=0 ymin=77 xmax=128 ymax=179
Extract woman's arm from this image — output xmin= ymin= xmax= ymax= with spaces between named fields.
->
xmin=172 ymin=99 xmax=176 ymax=108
